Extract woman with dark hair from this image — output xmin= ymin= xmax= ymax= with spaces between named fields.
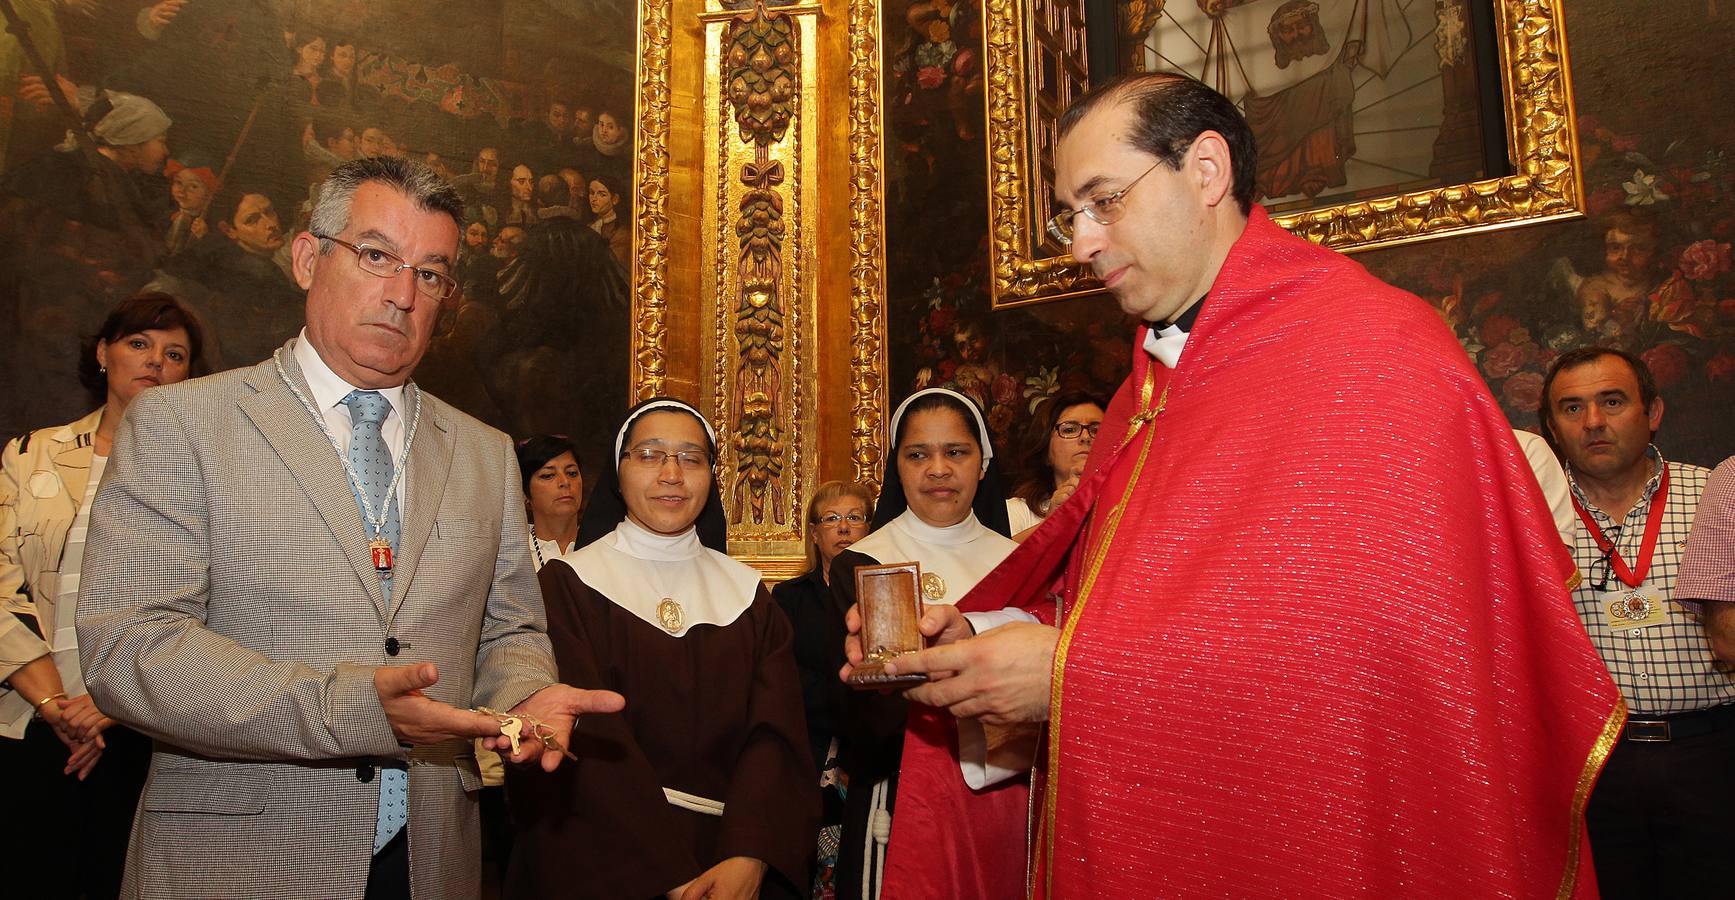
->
xmin=0 ymin=291 xmax=203 ymax=899
xmin=515 ymin=434 xmax=584 ymax=569
xmin=828 ymin=388 xmax=1018 ymax=899
xmin=471 ymin=434 xmax=586 ymax=889
xmin=771 ymin=479 xmax=877 ymax=897
xmin=1005 ymin=390 xmax=1105 ymax=539
xmin=507 ymin=398 xmax=816 ymax=900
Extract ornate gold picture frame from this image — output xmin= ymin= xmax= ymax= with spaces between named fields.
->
xmin=632 ymin=0 xmax=677 ymax=396
xmin=985 ymin=0 xmax=1584 ymax=308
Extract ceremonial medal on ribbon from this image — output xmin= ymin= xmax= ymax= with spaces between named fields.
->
xmin=657 ymin=598 xmax=684 ymax=633
xmin=370 ymin=538 xmax=394 ymax=573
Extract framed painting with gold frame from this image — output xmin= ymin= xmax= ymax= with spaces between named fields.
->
xmin=985 ymin=0 xmax=1585 ymax=309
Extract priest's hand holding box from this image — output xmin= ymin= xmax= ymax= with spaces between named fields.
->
xmin=844 ymin=562 xmax=930 ymax=688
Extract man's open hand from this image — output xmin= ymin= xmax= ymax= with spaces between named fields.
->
xmin=484 ymin=683 xmax=626 ymax=772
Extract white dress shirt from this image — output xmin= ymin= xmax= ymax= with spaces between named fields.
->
xmin=291 ymin=331 xmax=409 ymax=513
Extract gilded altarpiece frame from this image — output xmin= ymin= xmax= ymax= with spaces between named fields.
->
xmin=684 ymin=0 xmax=891 ymax=578
xmin=985 ymin=0 xmax=1586 ymax=308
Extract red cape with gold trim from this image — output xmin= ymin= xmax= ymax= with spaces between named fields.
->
xmin=885 ymin=207 xmax=1622 ymax=899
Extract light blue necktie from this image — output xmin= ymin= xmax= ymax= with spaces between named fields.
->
xmin=342 ymin=389 xmax=407 ymax=854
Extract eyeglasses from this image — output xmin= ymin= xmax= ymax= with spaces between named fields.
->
xmin=1054 ymin=420 xmax=1100 ymax=439
xmin=313 ymin=233 xmax=459 ymax=301
xmin=1045 ymin=159 xmax=1165 ymax=246
xmin=622 ymin=447 xmax=711 ymax=470
xmin=1587 ymin=544 xmax=1617 ymax=592
xmin=815 ymin=512 xmax=867 ymax=529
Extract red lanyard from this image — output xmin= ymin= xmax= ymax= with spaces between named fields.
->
xmin=1571 ymin=464 xmax=1670 ymax=589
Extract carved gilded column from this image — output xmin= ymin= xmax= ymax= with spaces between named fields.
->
xmin=670 ymin=0 xmax=887 ymax=578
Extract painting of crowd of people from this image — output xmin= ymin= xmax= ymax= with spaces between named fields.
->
xmin=0 ymin=0 xmax=636 ymax=468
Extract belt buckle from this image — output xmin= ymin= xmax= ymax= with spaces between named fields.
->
xmin=1625 ymin=719 xmax=1671 ymax=742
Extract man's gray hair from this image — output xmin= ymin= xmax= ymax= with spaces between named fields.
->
xmin=309 ymin=156 xmax=465 ymax=253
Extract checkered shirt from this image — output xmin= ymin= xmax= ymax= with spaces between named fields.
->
xmin=1567 ymin=450 xmax=1734 ymax=714
xmin=1677 ymin=455 xmax=1735 ymax=605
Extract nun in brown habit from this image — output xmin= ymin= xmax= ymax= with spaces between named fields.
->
xmin=505 ymin=398 xmax=817 ymax=899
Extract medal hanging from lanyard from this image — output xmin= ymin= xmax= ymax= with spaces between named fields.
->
xmin=1572 ymin=464 xmax=1670 ymax=590
xmin=371 ymin=538 xmax=394 ymax=573
xmin=275 ymin=350 xmax=421 ymax=577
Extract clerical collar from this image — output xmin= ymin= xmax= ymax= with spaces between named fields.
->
xmin=1166 ymin=296 xmax=1206 ymax=333
xmin=1141 ymin=296 xmax=1206 ymax=369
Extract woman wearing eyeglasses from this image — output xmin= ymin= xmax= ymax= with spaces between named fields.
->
xmin=506 ymin=398 xmax=816 ymax=900
xmin=1005 ymin=390 xmax=1105 ymax=540
xmin=771 ymin=480 xmax=876 ymax=898
xmin=829 ymin=388 xmax=1018 ymax=900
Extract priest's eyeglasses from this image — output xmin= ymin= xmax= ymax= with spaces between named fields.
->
xmin=1054 ymin=420 xmax=1101 ymax=439
xmin=314 ymin=233 xmax=459 ymax=301
xmin=1045 ymin=159 xmax=1164 ymax=246
xmin=623 ymin=447 xmax=712 ymax=470
xmin=816 ymin=512 xmax=867 ymax=529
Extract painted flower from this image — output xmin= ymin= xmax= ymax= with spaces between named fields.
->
xmin=1679 ymin=240 xmax=1732 ymax=281
xmin=1707 ymin=353 xmax=1735 ymax=383
xmin=916 ymin=65 xmax=947 ymax=89
xmin=914 ymin=367 xmax=934 ymax=388
xmin=1649 ymin=273 xmax=1708 ymax=338
xmin=1502 ymin=372 xmax=1545 ymax=413
xmin=991 ymin=372 xmax=1019 ymax=406
xmin=1623 ymin=169 xmax=1668 ymax=205
xmin=1641 ymin=343 xmax=1690 ymax=390
xmin=1024 ymin=366 xmax=1060 ymax=411
xmin=1481 ymin=341 xmax=1529 ymax=379
xmin=987 ymin=403 xmax=1015 ymax=436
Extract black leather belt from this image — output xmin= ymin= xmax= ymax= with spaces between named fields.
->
xmin=1622 ymin=701 xmax=1735 ymax=742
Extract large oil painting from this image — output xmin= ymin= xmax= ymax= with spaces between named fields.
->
xmin=1121 ymin=0 xmax=1504 ymax=215
xmin=0 ymin=0 xmax=642 ymax=469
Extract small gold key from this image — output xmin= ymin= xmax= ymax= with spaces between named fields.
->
xmin=500 ymin=716 xmax=524 ymax=755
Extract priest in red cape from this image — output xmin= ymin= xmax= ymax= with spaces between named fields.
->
xmin=854 ymin=73 xmax=1625 ymax=899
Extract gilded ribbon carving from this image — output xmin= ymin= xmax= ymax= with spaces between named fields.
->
xmin=725 ymin=5 xmax=797 ymax=524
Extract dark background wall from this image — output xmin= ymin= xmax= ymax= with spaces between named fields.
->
xmin=884 ymin=0 xmax=1735 ymax=489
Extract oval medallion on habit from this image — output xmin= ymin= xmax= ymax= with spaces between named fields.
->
xmin=920 ymin=572 xmax=945 ymax=603
xmin=657 ymin=598 xmax=684 ymax=633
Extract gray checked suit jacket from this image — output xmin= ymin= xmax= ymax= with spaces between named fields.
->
xmin=77 ymin=338 xmax=559 ymax=900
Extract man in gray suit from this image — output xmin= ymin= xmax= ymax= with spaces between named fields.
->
xmin=77 ymin=156 xmax=624 ymax=900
